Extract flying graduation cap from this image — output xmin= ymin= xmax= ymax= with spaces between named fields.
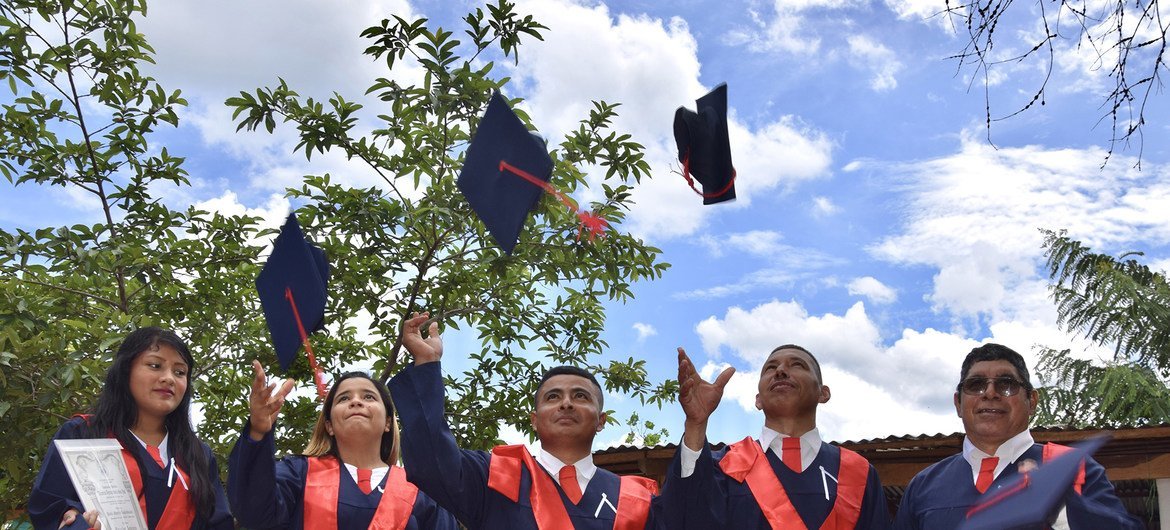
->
xmin=457 ymin=91 xmax=607 ymax=255
xmin=959 ymin=435 xmax=1111 ymax=530
xmin=673 ymin=83 xmax=736 ymax=205
xmin=255 ymin=213 xmax=330 ymax=399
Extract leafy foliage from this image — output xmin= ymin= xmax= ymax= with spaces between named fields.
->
xmin=945 ymin=0 xmax=1170 ymax=165
xmin=1033 ymin=229 xmax=1170 ymax=427
xmin=0 ymin=0 xmax=282 ymax=514
xmin=0 ymin=0 xmax=674 ymax=518
xmin=225 ymin=0 xmax=672 ymax=448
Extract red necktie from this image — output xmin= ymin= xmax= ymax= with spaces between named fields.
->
xmin=782 ymin=437 xmax=802 ymax=472
xmin=357 ymin=468 xmax=372 ymax=495
xmin=559 ymin=465 xmax=583 ymax=504
xmin=975 ymin=456 xmax=999 ymax=493
xmin=145 ymin=445 xmax=165 ymax=468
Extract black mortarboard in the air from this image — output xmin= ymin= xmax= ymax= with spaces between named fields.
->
xmin=959 ymin=435 xmax=1110 ymax=530
xmin=457 ymin=91 xmax=555 ymax=255
xmin=255 ymin=213 xmax=330 ymax=372
xmin=673 ymin=83 xmax=736 ymax=205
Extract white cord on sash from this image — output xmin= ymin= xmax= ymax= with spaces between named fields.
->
xmin=167 ymin=458 xmax=189 ymax=490
xmin=594 ymin=492 xmax=617 ymax=518
xmin=819 ymin=465 xmax=838 ymax=501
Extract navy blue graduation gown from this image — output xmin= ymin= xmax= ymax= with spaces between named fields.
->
xmin=659 ymin=440 xmax=890 ymax=529
xmin=388 ymin=361 xmax=661 ymax=530
xmin=227 ymin=425 xmax=456 ymax=530
xmin=893 ymin=443 xmax=1142 ymax=529
xmin=27 ymin=416 xmax=233 ymax=530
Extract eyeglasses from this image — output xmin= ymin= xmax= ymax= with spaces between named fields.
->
xmin=958 ymin=377 xmax=1028 ymax=397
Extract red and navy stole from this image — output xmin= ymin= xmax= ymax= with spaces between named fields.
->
xmin=486 ymin=444 xmax=658 ymax=530
xmin=1042 ymin=443 xmax=1085 ymax=494
xmin=75 ymin=414 xmax=196 ymax=530
xmin=303 ymin=456 xmax=418 ymax=530
xmin=718 ymin=436 xmax=868 ymax=530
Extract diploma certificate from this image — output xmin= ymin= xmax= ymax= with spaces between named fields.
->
xmin=54 ymin=439 xmax=148 ymax=530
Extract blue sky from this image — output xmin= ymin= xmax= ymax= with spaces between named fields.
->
xmin=5 ymin=0 xmax=1170 ymax=449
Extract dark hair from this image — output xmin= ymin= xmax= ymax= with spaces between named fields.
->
xmin=958 ymin=343 xmax=1033 ymax=390
xmin=84 ymin=327 xmax=216 ymax=519
xmin=536 ymin=365 xmax=604 ymax=410
xmin=767 ymin=344 xmax=823 ymax=384
xmin=306 ymin=372 xmax=399 ymax=465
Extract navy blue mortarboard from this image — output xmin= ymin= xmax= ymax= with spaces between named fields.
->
xmin=255 ymin=213 xmax=330 ymax=397
xmin=458 ymin=92 xmax=606 ymax=255
xmin=673 ymin=83 xmax=736 ymax=205
xmin=959 ymin=435 xmax=1111 ymax=530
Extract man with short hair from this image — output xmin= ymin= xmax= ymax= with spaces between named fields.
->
xmin=893 ymin=343 xmax=1142 ymax=529
xmin=661 ymin=345 xmax=890 ymax=529
xmin=389 ymin=312 xmax=660 ymax=529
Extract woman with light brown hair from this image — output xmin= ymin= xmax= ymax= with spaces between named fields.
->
xmin=227 ymin=361 xmax=455 ymax=530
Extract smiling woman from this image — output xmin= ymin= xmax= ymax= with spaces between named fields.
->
xmin=27 ymin=327 xmax=234 ymax=530
xmin=226 ymin=366 xmax=457 ymax=530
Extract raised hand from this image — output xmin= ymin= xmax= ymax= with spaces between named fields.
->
xmin=678 ymin=347 xmax=735 ymax=450
xmin=402 ymin=312 xmax=443 ymax=365
xmin=248 ymin=359 xmax=295 ymax=441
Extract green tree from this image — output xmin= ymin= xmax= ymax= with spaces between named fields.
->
xmin=225 ymin=0 xmax=673 ymax=449
xmin=0 ymin=0 xmax=276 ymax=515
xmin=1 ymin=0 xmax=673 ymax=517
xmin=1033 ymin=229 xmax=1170 ymax=427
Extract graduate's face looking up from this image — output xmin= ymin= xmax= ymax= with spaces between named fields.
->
xmin=954 ymin=360 xmax=1037 ymax=453
xmin=128 ymin=344 xmax=189 ymax=421
xmin=530 ymin=375 xmax=606 ymax=443
xmin=326 ymin=377 xmax=391 ymax=441
xmin=755 ymin=347 xmax=829 ymax=419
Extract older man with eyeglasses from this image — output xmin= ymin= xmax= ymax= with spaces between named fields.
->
xmin=892 ymin=343 xmax=1141 ymax=529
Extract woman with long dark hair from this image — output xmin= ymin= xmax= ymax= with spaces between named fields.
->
xmin=28 ymin=327 xmax=233 ymax=529
xmin=228 ymin=363 xmax=455 ymax=529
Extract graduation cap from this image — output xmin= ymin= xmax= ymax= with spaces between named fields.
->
xmin=255 ymin=213 xmax=330 ymax=398
xmin=457 ymin=91 xmax=607 ymax=255
xmin=673 ymin=83 xmax=736 ymax=205
xmin=959 ymin=434 xmax=1111 ymax=530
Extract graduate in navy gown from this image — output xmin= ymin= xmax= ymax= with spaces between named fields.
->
xmin=893 ymin=343 xmax=1141 ymax=529
xmin=227 ymin=363 xmax=455 ymax=530
xmin=388 ymin=312 xmax=661 ymax=530
xmin=660 ymin=346 xmax=890 ymax=530
xmin=28 ymin=327 xmax=234 ymax=530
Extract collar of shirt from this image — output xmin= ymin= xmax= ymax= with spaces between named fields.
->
xmin=128 ymin=430 xmax=170 ymax=463
xmin=342 ymin=462 xmax=390 ymax=491
xmin=759 ymin=426 xmax=822 ymax=472
xmin=535 ymin=447 xmax=596 ymax=494
xmin=962 ymin=429 xmax=1035 ymax=482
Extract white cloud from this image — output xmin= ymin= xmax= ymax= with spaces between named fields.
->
xmin=686 ymin=297 xmax=1124 ymax=439
xmin=698 ymin=230 xmax=786 ymax=258
xmin=847 ymin=276 xmax=897 ymax=304
xmin=812 ymin=196 xmax=839 ymax=217
xmin=632 ymin=322 xmax=657 ymax=341
xmin=870 ymin=132 xmax=1170 ymax=322
xmin=679 ymin=231 xmax=847 ymax=300
xmin=846 ymin=35 xmax=903 ymax=92
xmin=510 ymin=0 xmax=834 ymax=241
xmin=139 ymin=1 xmax=425 ymax=199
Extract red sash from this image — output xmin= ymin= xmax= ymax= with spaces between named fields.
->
xmin=1042 ymin=443 xmax=1085 ymax=495
xmin=718 ymin=437 xmax=868 ymax=530
xmin=303 ymin=456 xmax=418 ymax=530
xmin=487 ymin=444 xmax=658 ymax=529
xmin=74 ymin=415 xmax=195 ymax=529
xmin=120 ymin=445 xmax=195 ymax=530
